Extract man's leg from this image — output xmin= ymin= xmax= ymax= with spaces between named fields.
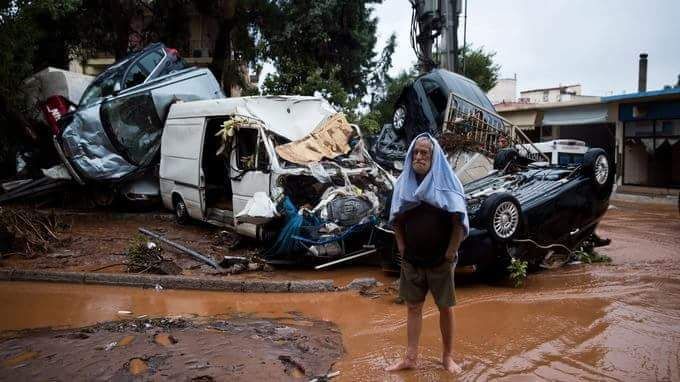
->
xmin=428 ymin=260 xmax=462 ymax=374
xmin=386 ymin=301 xmax=423 ymax=371
xmin=439 ymin=306 xmax=462 ymax=373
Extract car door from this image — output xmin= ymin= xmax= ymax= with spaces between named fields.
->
xmin=99 ymin=48 xmax=168 ymax=167
xmin=230 ymin=127 xmax=271 ymax=219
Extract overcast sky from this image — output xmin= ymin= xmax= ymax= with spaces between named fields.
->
xmin=373 ymin=0 xmax=680 ymax=96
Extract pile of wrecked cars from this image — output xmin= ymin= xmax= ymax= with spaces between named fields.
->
xmin=2 ymin=41 xmax=613 ymax=274
xmin=373 ymin=69 xmax=614 ymax=273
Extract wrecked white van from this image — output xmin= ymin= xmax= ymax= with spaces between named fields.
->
xmin=160 ymin=96 xmax=393 ymax=262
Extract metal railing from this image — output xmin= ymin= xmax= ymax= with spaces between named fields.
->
xmin=440 ymin=92 xmax=549 ymax=163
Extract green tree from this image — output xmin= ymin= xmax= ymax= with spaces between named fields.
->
xmin=458 ymin=45 xmax=500 ymax=92
xmin=261 ymin=0 xmax=387 ymax=112
xmin=359 ymin=68 xmax=417 ymax=135
xmin=0 ymin=0 xmax=81 ymax=176
xmin=193 ymin=0 xmax=278 ymax=96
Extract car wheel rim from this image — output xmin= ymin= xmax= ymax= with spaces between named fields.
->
xmin=594 ymin=155 xmax=609 ymax=184
xmin=176 ymin=202 xmax=186 ymax=218
xmin=393 ymin=106 xmax=406 ymax=130
xmin=493 ymin=201 xmax=519 ymax=239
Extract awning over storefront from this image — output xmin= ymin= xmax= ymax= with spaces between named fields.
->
xmin=502 ymin=110 xmax=539 ymax=130
xmin=542 ymin=104 xmax=608 ymax=126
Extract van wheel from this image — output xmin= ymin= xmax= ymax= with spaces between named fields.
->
xmin=174 ymin=197 xmax=189 ymax=225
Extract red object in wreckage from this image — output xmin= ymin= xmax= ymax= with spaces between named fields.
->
xmin=40 ymin=95 xmax=72 ymax=135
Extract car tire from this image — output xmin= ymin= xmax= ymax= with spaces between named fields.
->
xmin=392 ymin=102 xmax=407 ymax=136
xmin=582 ymin=148 xmax=612 ymax=189
xmin=477 ymin=192 xmax=522 ymax=242
xmin=493 ymin=148 xmax=519 ymax=171
xmin=173 ymin=196 xmax=189 ymax=225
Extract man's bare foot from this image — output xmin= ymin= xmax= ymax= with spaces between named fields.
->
xmin=443 ymin=355 xmax=462 ymax=374
xmin=385 ymin=356 xmax=417 ymax=371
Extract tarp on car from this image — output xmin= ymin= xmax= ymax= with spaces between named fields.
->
xmin=275 ymin=113 xmax=354 ymax=164
xmin=167 ymin=96 xmax=337 ymax=142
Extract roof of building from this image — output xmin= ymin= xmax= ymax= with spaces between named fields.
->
xmin=494 ymin=97 xmax=601 ymax=112
xmin=601 ymin=87 xmax=680 ymax=103
xmin=520 ymin=84 xmax=580 ymax=93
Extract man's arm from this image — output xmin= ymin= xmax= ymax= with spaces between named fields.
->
xmin=445 ymin=213 xmax=465 ymax=262
xmin=393 ymin=215 xmax=406 ymax=258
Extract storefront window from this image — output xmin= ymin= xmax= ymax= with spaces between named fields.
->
xmin=624 ymin=119 xmax=680 ymax=188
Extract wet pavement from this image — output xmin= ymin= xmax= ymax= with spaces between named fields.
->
xmin=0 ymin=201 xmax=679 ymax=381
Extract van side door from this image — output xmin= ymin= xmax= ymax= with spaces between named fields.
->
xmin=160 ymin=117 xmax=207 ymax=218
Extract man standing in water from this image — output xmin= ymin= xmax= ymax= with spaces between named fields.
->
xmin=386 ymin=134 xmax=468 ymax=374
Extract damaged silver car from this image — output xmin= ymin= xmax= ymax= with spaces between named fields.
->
xmin=53 ymin=43 xmax=223 ymax=196
xmin=160 ymin=96 xmax=394 ymax=264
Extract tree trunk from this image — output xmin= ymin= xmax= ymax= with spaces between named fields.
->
xmin=211 ymin=22 xmax=234 ymax=97
xmin=111 ymin=1 xmax=132 ymax=60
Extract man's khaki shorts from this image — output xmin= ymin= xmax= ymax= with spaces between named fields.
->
xmin=399 ymin=259 xmax=456 ymax=309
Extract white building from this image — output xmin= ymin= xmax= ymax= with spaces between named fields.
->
xmin=520 ymin=84 xmax=598 ymax=104
xmin=487 ymin=77 xmax=517 ymax=105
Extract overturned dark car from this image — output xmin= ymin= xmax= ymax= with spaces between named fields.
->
xmin=376 ymin=69 xmax=614 ymax=273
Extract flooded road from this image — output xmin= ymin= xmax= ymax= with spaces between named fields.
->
xmin=1 ymin=202 xmax=679 ymax=381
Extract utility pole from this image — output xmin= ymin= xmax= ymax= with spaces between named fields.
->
xmin=443 ymin=0 xmax=460 ymax=72
xmin=411 ymin=0 xmax=460 ymax=73
xmin=411 ymin=0 xmax=443 ymax=73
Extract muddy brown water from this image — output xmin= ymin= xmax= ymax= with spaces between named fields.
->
xmin=1 ymin=202 xmax=679 ymax=381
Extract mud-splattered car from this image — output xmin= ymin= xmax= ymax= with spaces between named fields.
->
xmin=51 ymin=43 xmax=223 ymax=201
xmin=376 ymin=69 xmax=613 ymax=273
xmin=160 ymin=96 xmax=393 ymax=264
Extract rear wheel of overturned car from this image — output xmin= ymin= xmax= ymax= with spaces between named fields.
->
xmin=477 ymin=192 xmax=522 ymax=243
xmin=493 ymin=148 xmax=519 ymax=171
xmin=173 ymin=196 xmax=189 ymax=225
xmin=392 ymin=103 xmax=407 ymax=135
xmin=582 ymin=148 xmax=612 ymax=189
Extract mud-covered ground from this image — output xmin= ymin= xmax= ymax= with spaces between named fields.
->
xmin=0 ymin=201 xmax=678 ymax=381
xmin=0 ymin=209 xmax=255 ymax=276
xmin=0 ymin=316 xmax=342 ymax=381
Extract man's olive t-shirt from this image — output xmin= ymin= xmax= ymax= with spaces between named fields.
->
xmin=402 ymin=202 xmax=453 ymax=268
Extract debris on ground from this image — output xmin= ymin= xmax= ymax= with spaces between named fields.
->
xmin=125 ymin=236 xmax=181 ymax=275
xmin=0 ymin=207 xmax=65 ymax=256
xmin=138 ymin=227 xmax=221 ymax=270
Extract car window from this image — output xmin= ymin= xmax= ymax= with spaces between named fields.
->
xmin=236 ymin=128 xmax=268 ymax=171
xmin=100 ymin=92 xmax=162 ymax=165
xmin=158 ymin=55 xmax=187 ymax=76
xmin=79 ymin=66 xmax=124 ymax=106
xmin=139 ymin=50 xmax=164 ymax=73
xmin=123 ymin=50 xmax=164 ymax=89
xmin=421 ymin=79 xmax=448 ymax=116
xmin=124 ymin=64 xmax=149 ymax=89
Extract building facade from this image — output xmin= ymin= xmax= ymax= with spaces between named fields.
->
xmin=603 ymin=88 xmax=680 ymax=195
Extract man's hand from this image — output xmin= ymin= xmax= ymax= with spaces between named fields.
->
xmin=445 ymin=249 xmax=458 ymax=263
xmin=445 ymin=214 xmax=464 ymax=264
